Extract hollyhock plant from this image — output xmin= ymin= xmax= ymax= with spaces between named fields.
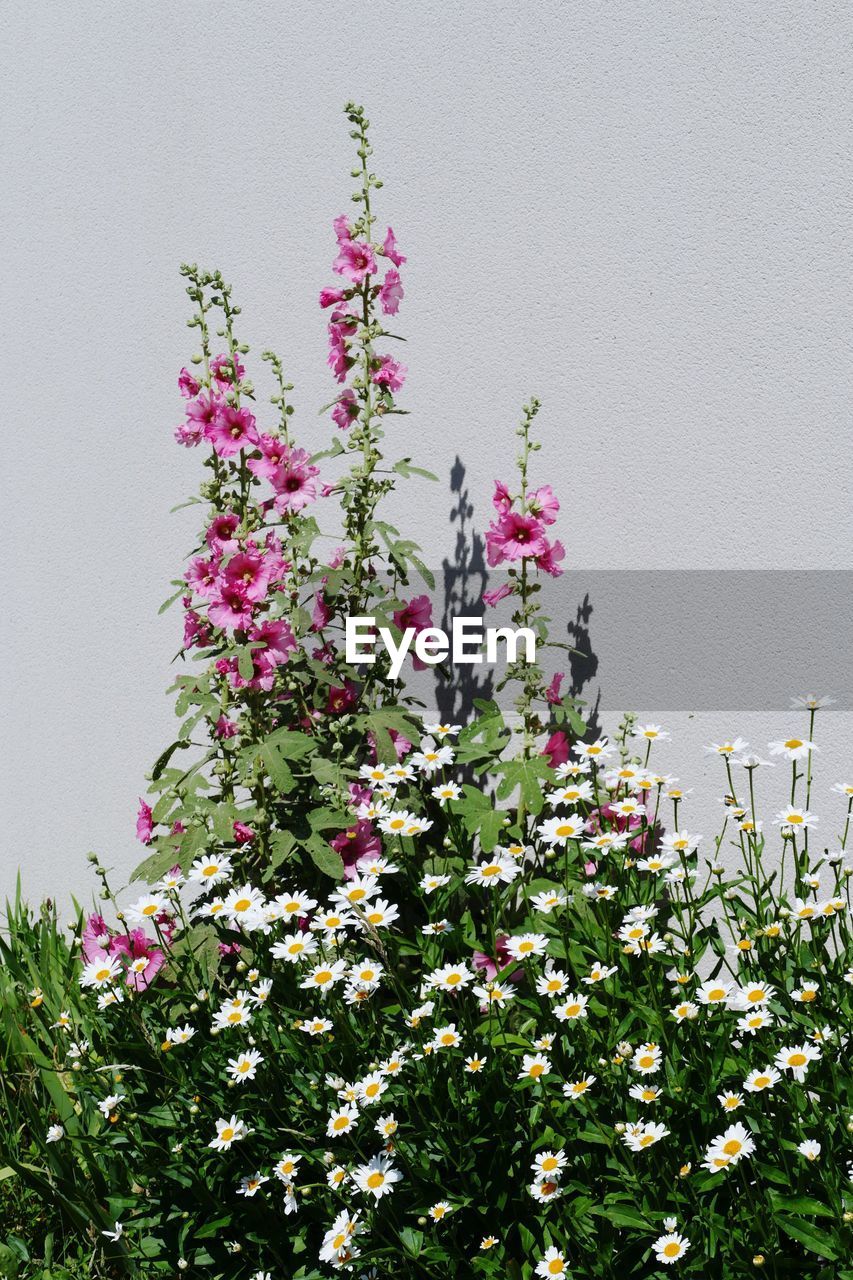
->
xmin=5 ymin=105 xmax=848 ymax=1280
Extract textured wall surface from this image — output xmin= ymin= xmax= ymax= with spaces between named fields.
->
xmin=2 ymin=1 xmax=851 ymax=906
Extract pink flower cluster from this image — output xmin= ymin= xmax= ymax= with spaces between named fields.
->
xmin=182 ymin=517 xmax=296 ymax=688
xmin=82 ymin=913 xmax=167 ymax=993
xmin=483 ymin=482 xmax=565 ymax=607
xmin=174 ymin=366 xmax=321 ymax=514
xmin=320 ymin=218 xmax=408 ymax=423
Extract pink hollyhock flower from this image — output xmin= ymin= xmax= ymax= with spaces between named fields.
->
xmin=483 ymin=582 xmax=513 ymax=608
xmin=270 ymin=447 xmax=320 ymax=513
xmin=185 ymin=556 xmax=220 ymax=600
xmin=584 ymin=860 xmax=597 ymax=877
xmin=210 ymin=352 xmax=245 ymax=387
xmin=378 ymin=268 xmax=404 ymax=315
xmin=371 ymin=354 xmax=407 ymax=392
xmin=393 ymin=594 xmax=433 ymax=633
xmin=246 ymin=433 xmax=291 ymax=482
xmin=392 ymin=594 xmax=433 ymax=669
xmin=348 ymin=782 xmax=373 ymax=811
xmin=208 ymin=583 xmax=255 ymax=632
xmin=183 ymin=608 xmax=213 ymax=649
xmin=178 ymin=367 xmax=201 ymax=399
xmin=219 ymin=941 xmax=242 ymax=956
xmin=328 ymin=545 xmax=346 ymax=569
xmin=325 ymin=680 xmax=359 ymax=715
xmin=472 ymin=936 xmax=520 ymax=983
xmin=311 ymin=591 xmax=330 ymax=632
xmin=206 ymin=511 xmax=240 ymax=555
xmin=174 ymin=420 xmax=204 ymax=447
xmin=382 ymin=226 xmax=407 ymax=266
xmin=330 ymin=820 xmax=381 ymax=879
xmin=485 ymin=512 xmax=548 ymax=566
xmin=233 ymin=822 xmax=255 ymax=844
xmin=319 ymin=285 xmax=348 ymax=308
xmin=542 ymin=730 xmax=570 ymax=768
xmin=545 ymin=672 xmax=565 ymax=705
xmin=82 ymin=913 xmax=112 ymax=963
xmin=136 ymin=799 xmax=153 ymax=845
xmin=185 ymin=391 xmax=221 ymax=435
xmin=214 ymin=715 xmax=239 ymax=739
xmin=222 ymin=550 xmax=273 ymax=604
xmin=527 ymin=485 xmax=560 ymax=525
xmin=110 ymin=929 xmax=166 ymax=992
xmin=312 ymin=643 xmax=336 ymax=666
xmin=333 ymin=214 xmax=352 ymax=243
xmin=327 ymin=309 xmax=358 ymax=382
xmin=263 ymin=531 xmax=290 ymax=581
xmin=251 ymin=618 xmax=297 ymax=666
xmin=492 ymin=480 xmax=513 ymax=515
xmin=367 ymin=727 xmax=412 ymax=763
xmin=320 ymin=483 xmax=337 ymax=498
xmin=332 ymin=389 xmax=359 ymax=431
xmin=205 ymin=404 xmax=259 ymax=458
xmin=170 ymin=824 xmax=185 ymax=836
xmin=535 ymin=538 xmax=566 ymax=578
xmin=333 ymin=239 xmax=377 ymax=284
xmin=588 ymin=805 xmax=652 ymax=856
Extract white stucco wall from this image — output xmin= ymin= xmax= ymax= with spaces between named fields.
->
xmin=2 ymin=1 xmax=851 ymax=907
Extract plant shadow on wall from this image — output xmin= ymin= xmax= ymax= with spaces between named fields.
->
xmin=437 ymin=454 xmax=601 ymax=739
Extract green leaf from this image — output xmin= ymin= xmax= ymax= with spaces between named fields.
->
xmin=158 ymin=585 xmax=184 ymax=615
xmin=309 ymin=807 xmax=351 ymax=831
xmin=777 ymin=1217 xmax=839 ymax=1260
xmin=194 ymin=1216 xmax=234 ymax=1241
xmin=264 ymin=729 xmax=316 ymax=760
xmin=309 ymin=437 xmax=345 ymax=463
xmin=770 ymin=1192 xmax=834 ymax=1218
xmin=359 ymin=707 xmax=420 ymax=762
xmin=306 ymin=834 xmax=345 ymax=879
xmin=237 ymin=646 xmax=256 ymax=680
xmin=150 ymin=738 xmax=190 ymax=780
xmin=400 ymin=1226 xmax=424 ymax=1258
xmin=311 ymin=756 xmax=348 ymax=787
xmin=593 ymin=1202 xmax=648 ymax=1229
xmin=495 ymin=758 xmax=549 ymax=814
xmin=269 ymin=830 xmax=296 ymax=870
xmin=393 ymin=458 xmax=438 ymax=482
xmin=258 ymin=744 xmax=295 ymax=793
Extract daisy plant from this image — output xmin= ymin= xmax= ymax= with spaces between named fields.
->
xmin=0 ymin=110 xmax=851 ymax=1280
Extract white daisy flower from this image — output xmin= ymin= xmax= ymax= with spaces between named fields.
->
xmin=352 ymin=1153 xmax=402 ymax=1199
xmin=537 ymin=814 xmax=586 ymax=845
xmin=189 ymin=854 xmax=233 ymax=886
xmin=465 ymin=855 xmax=521 ymax=887
xmin=535 ymin=1245 xmax=568 ymax=1276
xmin=653 ymin=1231 xmax=690 ymax=1265
xmin=227 ymin=1049 xmax=264 ymax=1082
xmin=208 ymin=1115 xmax=249 ymax=1151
